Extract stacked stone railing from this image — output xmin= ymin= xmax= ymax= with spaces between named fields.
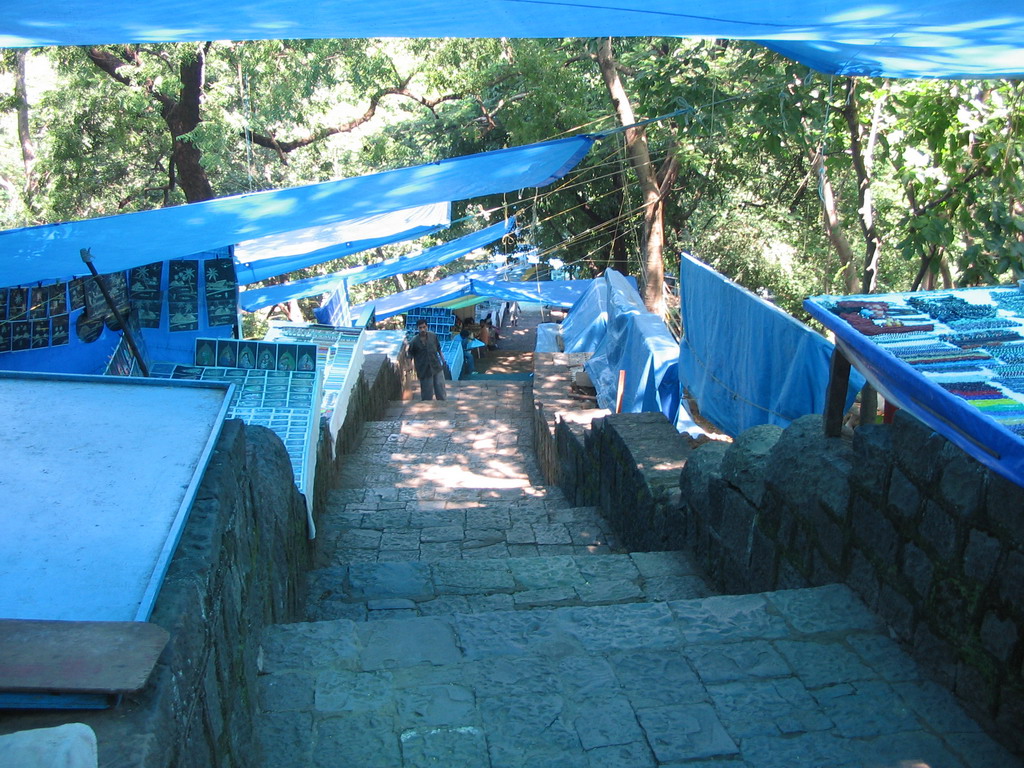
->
xmin=532 ymin=349 xmax=1021 ymax=755
xmin=532 ymin=352 xmax=691 ymax=551
xmin=679 ymin=411 xmax=1023 ymax=755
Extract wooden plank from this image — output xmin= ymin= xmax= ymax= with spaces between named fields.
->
xmin=0 ymin=620 xmax=168 ymax=695
xmin=824 ymin=347 xmax=852 ymax=437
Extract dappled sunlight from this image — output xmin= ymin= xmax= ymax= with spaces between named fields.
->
xmin=652 ymin=459 xmax=686 ymax=472
xmin=417 ymin=460 xmax=531 ymax=490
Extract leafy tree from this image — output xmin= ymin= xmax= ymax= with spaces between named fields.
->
xmin=4 ymin=36 xmax=1024 ymax=322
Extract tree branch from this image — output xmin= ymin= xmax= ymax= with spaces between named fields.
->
xmin=85 ymin=47 xmax=133 ymax=86
xmin=247 ymin=86 xmax=464 ymax=154
xmin=85 ymin=46 xmax=176 ymax=109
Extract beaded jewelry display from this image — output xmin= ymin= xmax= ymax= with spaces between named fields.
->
xmin=812 ymin=288 xmax=1024 ymax=442
xmin=989 ymin=344 xmax=1024 ymax=364
xmin=889 ymin=344 xmax=991 ymax=365
xmin=939 ymin=329 xmax=1023 ymax=348
xmin=946 ymin=317 xmax=1016 ymax=331
xmin=994 ymin=291 xmax=1024 ymax=315
xmin=907 ymin=295 xmax=997 ymax=323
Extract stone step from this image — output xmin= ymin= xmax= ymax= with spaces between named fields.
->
xmin=306 ymin=551 xmax=712 ymax=621
xmin=257 ymin=584 xmax=1012 ymax=768
xmin=314 ymin=500 xmax=625 ymax=568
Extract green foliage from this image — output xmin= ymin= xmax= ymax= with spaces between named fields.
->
xmin=3 ymin=37 xmax=1023 ymax=316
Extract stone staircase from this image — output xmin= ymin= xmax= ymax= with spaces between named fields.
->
xmin=254 ymin=378 xmax=1020 ymax=768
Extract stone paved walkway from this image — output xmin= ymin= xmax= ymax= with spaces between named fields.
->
xmin=255 ymin=318 xmax=1022 ymax=768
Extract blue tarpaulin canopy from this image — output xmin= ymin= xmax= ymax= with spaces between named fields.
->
xmin=577 ymin=270 xmax=701 ymax=434
xmin=238 ymin=217 xmax=517 ymax=312
xmin=468 ymin=278 xmax=592 ymax=308
xmin=0 ymin=135 xmax=594 ymax=289
xmin=233 ymin=202 xmax=451 ymax=284
xmin=676 ymin=252 xmax=863 ymax=436
xmin=352 ymin=271 xmax=592 ymax=320
xmin=2 ymin=1 xmax=1022 ymax=79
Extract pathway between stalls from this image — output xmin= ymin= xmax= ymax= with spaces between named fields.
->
xmin=254 ymin=316 xmax=1020 ymax=768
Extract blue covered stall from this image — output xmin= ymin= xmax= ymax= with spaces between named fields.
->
xmin=0 ymin=137 xmax=595 ymax=376
xmin=349 ymin=270 xmax=592 ymax=322
xmin=805 ymin=286 xmax=1024 ymax=487
xmin=677 ymin=253 xmax=864 ymax=436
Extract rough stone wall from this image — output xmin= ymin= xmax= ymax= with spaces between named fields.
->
xmin=532 ymin=353 xmax=581 ymax=486
xmin=531 ymin=359 xmax=690 ymax=552
xmin=679 ymin=411 xmax=1024 ymax=755
xmin=591 ymin=413 xmax=691 ymax=551
xmin=0 ymin=420 xmax=311 ymax=768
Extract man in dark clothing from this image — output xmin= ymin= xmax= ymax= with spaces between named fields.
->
xmin=409 ymin=319 xmax=447 ymax=400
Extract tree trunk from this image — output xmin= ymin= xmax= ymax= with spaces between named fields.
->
xmin=811 ymin=150 xmax=859 ymax=294
xmin=595 ymin=38 xmax=668 ymax=316
xmin=87 ymin=44 xmax=215 ymax=204
xmin=14 ymin=50 xmax=37 ymax=202
xmin=163 ymin=46 xmax=214 ymax=203
xmin=842 ymin=77 xmax=886 ymax=294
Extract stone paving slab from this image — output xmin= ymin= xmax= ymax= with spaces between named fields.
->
xmin=314 ymin=490 xmax=625 ymax=566
xmin=306 ymin=552 xmax=712 ymax=621
xmin=258 ymin=584 xmax=1022 ymax=768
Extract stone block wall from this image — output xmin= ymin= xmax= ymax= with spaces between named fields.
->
xmin=591 ymin=413 xmax=691 ymax=551
xmin=531 ymin=359 xmax=691 ymax=552
xmin=680 ymin=411 xmax=1024 ymax=754
xmin=532 ymin=353 xmax=587 ymax=486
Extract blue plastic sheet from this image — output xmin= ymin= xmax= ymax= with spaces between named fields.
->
xmin=805 ymin=288 xmax=1024 ymax=488
xmin=0 ymin=136 xmax=594 ymax=289
xmin=469 ymin=279 xmax=591 ymax=309
xmin=677 ymin=253 xmax=863 ymax=437
xmin=239 ymin=218 xmax=516 ymax=312
xmin=575 ymin=270 xmax=703 ymax=436
xmin=233 ymin=203 xmax=451 ymax=284
xmin=3 ymin=1 xmax=1022 ymax=79
xmin=349 ymin=272 xmax=594 ymax=321
xmin=560 ymin=278 xmax=610 ymax=354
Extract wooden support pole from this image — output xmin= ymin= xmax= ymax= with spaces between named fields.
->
xmin=824 ymin=347 xmax=851 ymax=437
xmin=80 ymin=248 xmax=150 ymax=378
xmin=860 ymin=384 xmax=878 ymax=426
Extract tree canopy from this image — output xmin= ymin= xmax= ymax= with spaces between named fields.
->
xmin=1 ymin=38 xmax=1022 ymax=324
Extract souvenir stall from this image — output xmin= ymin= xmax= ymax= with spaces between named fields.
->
xmin=264 ymin=321 xmax=366 ymax=453
xmin=146 ymin=336 xmax=325 ymax=533
xmin=804 ymin=286 xmax=1024 ymax=486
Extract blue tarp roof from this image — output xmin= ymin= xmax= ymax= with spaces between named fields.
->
xmin=469 ymin=278 xmax=591 ymax=308
xmin=2 ymin=1 xmax=1022 ymax=79
xmin=238 ymin=217 xmax=516 ymax=312
xmin=352 ymin=271 xmax=592 ymax=320
xmin=0 ymin=135 xmax=594 ymax=289
xmin=233 ymin=202 xmax=451 ymax=284
xmin=567 ymin=270 xmax=703 ymax=435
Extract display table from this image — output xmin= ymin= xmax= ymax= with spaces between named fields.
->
xmin=804 ymin=286 xmax=1024 ymax=486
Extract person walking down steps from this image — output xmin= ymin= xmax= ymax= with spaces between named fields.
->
xmin=409 ymin=319 xmax=447 ymax=401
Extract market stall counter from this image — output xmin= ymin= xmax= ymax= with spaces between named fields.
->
xmin=805 ymin=285 xmax=1024 ymax=487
